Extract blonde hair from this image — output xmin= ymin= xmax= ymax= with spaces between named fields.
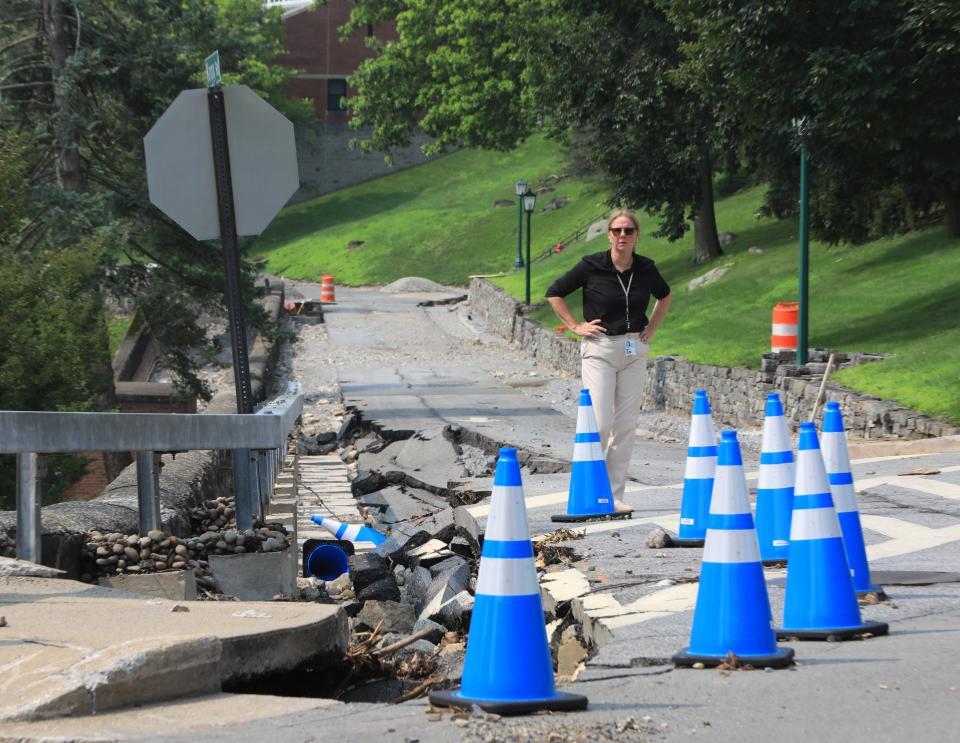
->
xmin=607 ymin=209 xmax=640 ymax=232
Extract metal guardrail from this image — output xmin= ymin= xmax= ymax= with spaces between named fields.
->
xmin=2 ymin=384 xmax=303 ymax=564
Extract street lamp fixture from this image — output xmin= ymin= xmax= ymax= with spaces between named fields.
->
xmin=522 ymin=190 xmax=537 ymax=306
xmin=514 ymin=180 xmax=528 ymax=270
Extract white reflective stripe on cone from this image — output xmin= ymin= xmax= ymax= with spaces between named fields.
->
xmin=342 ymin=524 xmax=362 ymax=541
xmin=762 ymin=416 xmax=792 ymax=453
xmin=684 ymin=456 xmax=717 ymax=480
xmin=795 ymin=450 xmax=831 ymax=495
xmin=831 ymin=483 xmax=859 ymax=513
xmin=703 ymin=529 xmax=761 ymax=563
xmin=573 ymin=442 xmax=604 ymax=462
xmin=576 ymin=406 xmax=600 ymax=434
xmin=484 ymin=486 xmax=532 ymax=541
xmin=709 ymin=469 xmax=749 ymax=514
xmin=821 ymin=431 xmax=851 ymax=473
xmin=772 ymin=323 xmax=798 ymax=335
xmin=758 ymin=461 xmax=795 ymax=489
xmin=475 ymin=556 xmax=540 ymax=596
xmin=790 ymin=507 xmax=842 ymax=541
xmin=688 ymin=416 xmax=717 ymax=448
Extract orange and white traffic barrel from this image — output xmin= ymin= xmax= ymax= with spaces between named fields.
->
xmin=771 ymin=302 xmax=798 ymax=352
xmin=320 ymin=275 xmax=336 ymax=304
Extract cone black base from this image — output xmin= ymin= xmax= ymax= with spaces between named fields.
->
xmin=551 ymin=512 xmax=632 ymax=523
xmin=429 ymin=689 xmax=588 ymax=715
xmin=762 ymin=559 xmax=788 ymax=567
xmin=776 ymin=619 xmax=889 ymax=641
xmin=673 ymin=647 xmax=795 ymax=670
xmin=672 ymin=537 xmax=705 ymax=548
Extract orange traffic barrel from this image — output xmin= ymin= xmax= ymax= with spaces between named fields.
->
xmin=320 ymin=275 xmax=336 ymax=304
xmin=771 ymin=302 xmax=798 ymax=352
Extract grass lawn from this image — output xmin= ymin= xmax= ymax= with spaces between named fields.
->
xmin=251 ymin=136 xmax=610 ymax=286
xmin=258 ymin=134 xmax=960 ymax=424
xmin=107 ymin=314 xmax=133 ymax=358
xmin=495 ymin=186 xmax=960 ymax=424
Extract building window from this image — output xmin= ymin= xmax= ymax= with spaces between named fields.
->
xmin=327 ymin=78 xmax=347 ymax=112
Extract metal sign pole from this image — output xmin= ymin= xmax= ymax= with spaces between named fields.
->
xmin=207 ymin=86 xmax=254 ymax=415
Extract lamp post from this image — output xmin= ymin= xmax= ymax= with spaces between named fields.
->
xmin=793 ymin=118 xmax=810 ymax=365
xmin=522 ymin=189 xmax=537 ymax=306
xmin=514 ymin=179 xmax=527 ymax=270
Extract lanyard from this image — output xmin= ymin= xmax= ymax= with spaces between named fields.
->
xmin=615 ymin=270 xmax=634 ymax=331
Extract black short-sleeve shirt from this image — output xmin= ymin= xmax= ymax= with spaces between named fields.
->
xmin=545 ymin=250 xmax=670 ymax=335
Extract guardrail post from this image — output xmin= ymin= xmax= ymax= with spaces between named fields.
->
xmin=16 ymin=453 xmax=42 ymax=563
xmin=136 ymin=451 xmax=162 ymax=534
xmin=256 ymin=450 xmax=270 ymax=517
xmin=233 ymin=448 xmax=255 ymax=531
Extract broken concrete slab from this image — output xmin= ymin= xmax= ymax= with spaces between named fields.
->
xmin=0 ymin=557 xmax=65 ymax=579
xmin=392 ymin=428 xmax=467 ymax=486
xmin=375 ymin=485 xmax=446 ymax=525
xmin=100 ymin=568 xmax=197 ymax=601
xmin=421 ymin=589 xmax=474 ymax=631
xmin=348 ymin=553 xmax=390 ymax=592
xmin=208 ymin=551 xmax=297 ymax=601
xmin=356 ymin=575 xmax=401 ymax=603
xmin=405 ymin=538 xmax=455 ymax=567
xmin=540 ymin=568 xmax=591 ymax=618
xmin=0 ymin=575 xmax=348 ymax=721
xmin=356 ymin=600 xmax=416 ymax=634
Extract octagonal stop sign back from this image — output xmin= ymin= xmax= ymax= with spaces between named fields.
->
xmin=144 ymin=85 xmax=299 ymax=240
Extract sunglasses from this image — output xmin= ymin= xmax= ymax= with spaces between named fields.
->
xmin=609 ymin=227 xmax=637 ymax=236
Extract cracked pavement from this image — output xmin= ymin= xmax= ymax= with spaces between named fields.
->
xmin=6 ymin=283 xmax=956 ymax=742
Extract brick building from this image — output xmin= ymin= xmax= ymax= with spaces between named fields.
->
xmin=273 ymin=0 xmax=435 ymax=197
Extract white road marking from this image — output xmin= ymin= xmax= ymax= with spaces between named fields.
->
xmin=892 ymin=477 xmax=960 ymax=501
xmin=577 ymin=518 xmax=960 ymax=632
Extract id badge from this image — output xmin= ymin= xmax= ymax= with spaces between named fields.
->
xmin=625 ymin=338 xmax=637 ymax=357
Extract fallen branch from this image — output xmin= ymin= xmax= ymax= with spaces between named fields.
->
xmin=392 ymin=674 xmax=444 ymax=703
xmin=372 ymin=626 xmax=436 ymax=657
xmin=809 ymin=352 xmax=836 ymax=423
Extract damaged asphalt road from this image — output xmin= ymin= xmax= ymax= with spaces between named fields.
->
xmin=232 ymin=284 xmax=960 ymax=742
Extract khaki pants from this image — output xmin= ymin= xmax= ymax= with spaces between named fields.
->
xmin=580 ymin=334 xmax=649 ymax=501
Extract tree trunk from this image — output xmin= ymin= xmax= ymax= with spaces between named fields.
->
xmin=692 ymin=154 xmax=723 ymax=264
xmin=43 ymin=0 xmax=84 ymax=192
xmin=944 ymin=187 xmax=960 ymax=239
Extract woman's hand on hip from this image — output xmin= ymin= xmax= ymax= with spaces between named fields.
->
xmin=573 ymin=320 xmax=606 ymax=338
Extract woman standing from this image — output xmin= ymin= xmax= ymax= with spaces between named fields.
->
xmin=545 ymin=210 xmax=672 ymax=513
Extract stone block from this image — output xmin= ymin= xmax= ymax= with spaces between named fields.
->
xmin=348 ymin=552 xmax=389 ymax=591
xmin=99 ymin=569 xmax=197 ymax=601
xmin=208 ymin=551 xmax=296 ymax=601
xmin=356 ymin=575 xmax=401 ymax=603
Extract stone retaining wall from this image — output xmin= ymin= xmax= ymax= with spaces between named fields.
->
xmin=0 ymin=288 xmax=287 ymax=576
xmin=469 ymin=278 xmax=959 ymax=440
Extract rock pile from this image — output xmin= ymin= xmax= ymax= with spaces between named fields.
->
xmin=78 ymin=494 xmax=292 ymax=596
xmin=311 ymin=416 xmax=595 ymax=701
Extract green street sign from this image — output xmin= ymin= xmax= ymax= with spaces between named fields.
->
xmin=205 ymin=50 xmax=221 ymax=88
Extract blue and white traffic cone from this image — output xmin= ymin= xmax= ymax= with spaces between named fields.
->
xmin=431 ymin=448 xmax=588 ymax=714
xmin=310 ymin=515 xmax=387 ymax=546
xmin=552 ymin=389 xmax=627 ymax=523
xmin=822 ymin=402 xmax=883 ymax=595
xmin=674 ymin=431 xmax=794 ymax=668
xmin=675 ymin=390 xmax=718 ymax=547
xmin=755 ymin=393 xmax=795 ymax=564
xmin=777 ymin=423 xmax=888 ymax=640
